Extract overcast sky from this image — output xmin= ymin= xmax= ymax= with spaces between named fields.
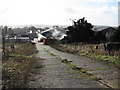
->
xmin=0 ymin=0 xmax=118 ymax=26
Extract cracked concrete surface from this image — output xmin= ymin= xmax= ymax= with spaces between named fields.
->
xmin=27 ymin=43 xmax=119 ymax=88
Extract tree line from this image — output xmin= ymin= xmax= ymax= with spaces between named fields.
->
xmin=61 ymin=17 xmax=119 ymax=43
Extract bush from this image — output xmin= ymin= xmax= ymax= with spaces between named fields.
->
xmin=113 ymin=26 xmax=120 ymax=42
xmin=62 ymin=17 xmax=95 ymax=43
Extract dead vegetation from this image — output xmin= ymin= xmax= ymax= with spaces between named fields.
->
xmin=51 ymin=43 xmax=120 ymax=67
xmin=2 ymin=42 xmax=38 ymax=88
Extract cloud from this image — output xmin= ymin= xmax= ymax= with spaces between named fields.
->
xmin=67 ymin=5 xmax=117 ymax=26
xmin=88 ymin=0 xmax=118 ymax=3
xmin=119 ymin=2 xmax=120 ymax=25
xmin=0 ymin=0 xmax=118 ymax=26
xmin=99 ymin=6 xmax=117 ymax=14
xmin=64 ymin=8 xmax=75 ymax=14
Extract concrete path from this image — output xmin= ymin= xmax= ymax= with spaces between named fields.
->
xmin=28 ymin=43 xmax=119 ymax=88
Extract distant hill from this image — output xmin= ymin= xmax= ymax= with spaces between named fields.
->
xmin=11 ymin=24 xmax=117 ymax=30
xmin=11 ymin=24 xmax=52 ymax=28
xmin=92 ymin=25 xmax=117 ymax=32
xmin=11 ymin=24 xmax=69 ymax=28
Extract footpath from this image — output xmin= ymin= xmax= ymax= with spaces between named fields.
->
xmin=48 ymin=44 xmax=119 ymax=88
xmin=28 ymin=43 xmax=119 ymax=88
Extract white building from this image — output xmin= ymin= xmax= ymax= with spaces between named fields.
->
xmin=37 ymin=31 xmax=46 ymax=41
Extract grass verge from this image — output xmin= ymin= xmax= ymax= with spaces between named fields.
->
xmin=51 ymin=44 xmax=120 ymax=67
xmin=78 ymin=51 xmax=120 ymax=67
xmin=2 ymin=42 xmax=38 ymax=88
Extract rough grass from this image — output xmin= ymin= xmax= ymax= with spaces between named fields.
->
xmin=51 ymin=44 xmax=120 ymax=67
xmin=78 ymin=51 xmax=120 ymax=67
xmin=2 ymin=42 xmax=38 ymax=88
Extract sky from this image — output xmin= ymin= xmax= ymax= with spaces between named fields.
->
xmin=0 ymin=0 xmax=119 ymax=27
